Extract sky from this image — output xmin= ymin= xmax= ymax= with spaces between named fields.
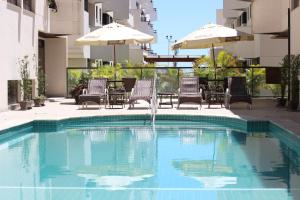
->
xmin=152 ymin=0 xmax=223 ymax=57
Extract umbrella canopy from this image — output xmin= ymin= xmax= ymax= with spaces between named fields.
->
xmin=172 ymin=23 xmax=254 ymax=50
xmin=172 ymin=23 xmax=254 ymax=80
xmin=76 ymin=22 xmax=155 ymax=80
xmin=76 ymin=22 xmax=155 ymax=46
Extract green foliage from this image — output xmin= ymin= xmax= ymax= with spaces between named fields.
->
xmin=280 ymin=55 xmax=290 ymax=99
xmin=157 ymin=68 xmax=183 ymax=93
xmin=37 ymin=66 xmax=46 ymax=96
xmin=266 ymin=84 xmax=281 ymax=97
xmin=91 ymin=64 xmax=124 ymax=80
xmin=193 ymin=51 xmax=242 ymax=80
xmin=290 ymin=55 xmax=300 ymax=109
xmin=246 ymin=67 xmax=265 ymax=96
xmin=19 ymin=55 xmax=32 ymax=101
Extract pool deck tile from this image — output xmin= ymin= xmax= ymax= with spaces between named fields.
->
xmin=0 ymin=98 xmax=300 ymax=136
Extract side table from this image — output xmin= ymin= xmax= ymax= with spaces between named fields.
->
xmin=108 ymin=90 xmax=125 ymax=109
xmin=157 ymin=92 xmax=174 ymax=108
xmin=205 ymin=91 xmax=224 ymax=108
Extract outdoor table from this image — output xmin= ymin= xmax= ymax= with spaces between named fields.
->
xmin=157 ymin=92 xmax=174 ymax=108
xmin=108 ymin=89 xmax=125 ymax=109
xmin=205 ymin=90 xmax=224 ymax=108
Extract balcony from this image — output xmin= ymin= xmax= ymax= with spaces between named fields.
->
xmin=7 ymin=0 xmax=19 ymax=6
xmin=23 ymin=0 xmax=33 ymax=12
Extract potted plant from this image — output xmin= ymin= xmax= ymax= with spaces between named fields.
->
xmin=70 ymin=72 xmax=90 ymax=104
xmin=289 ymin=55 xmax=300 ymax=111
xmin=33 ymin=95 xmax=46 ymax=107
xmin=33 ymin=66 xmax=46 ymax=107
xmin=48 ymin=0 xmax=58 ymax=12
xmin=19 ymin=55 xmax=32 ymax=110
xmin=277 ymin=55 xmax=289 ymax=107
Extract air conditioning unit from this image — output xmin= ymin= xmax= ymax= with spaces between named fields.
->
xmin=94 ymin=3 xmax=102 ymax=27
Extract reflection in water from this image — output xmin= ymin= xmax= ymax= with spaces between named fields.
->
xmin=0 ymin=126 xmax=300 ymax=199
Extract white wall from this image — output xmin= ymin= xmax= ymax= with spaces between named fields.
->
xmin=0 ymin=0 xmax=49 ymax=111
xmin=91 ymin=45 xmax=130 ymax=63
xmin=216 ymin=9 xmax=226 ymax=26
xmin=292 ymin=7 xmax=300 ymax=54
xmin=259 ymin=35 xmax=287 ymax=67
xmin=252 ymin=0 xmax=289 ymax=34
xmin=45 ymin=38 xmax=68 ymax=97
xmin=51 ymin=0 xmax=90 ymax=60
xmin=129 ymin=48 xmax=144 ymax=64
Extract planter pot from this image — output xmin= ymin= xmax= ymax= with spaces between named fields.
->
xmin=34 ymin=99 xmax=42 ymax=107
xmin=19 ymin=101 xmax=32 ymax=110
xmin=289 ymin=101 xmax=299 ymax=111
xmin=41 ymin=98 xmax=46 ymax=106
xmin=276 ymin=98 xmax=287 ymax=107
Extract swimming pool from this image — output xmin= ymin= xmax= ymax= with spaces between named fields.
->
xmin=0 ymin=115 xmax=300 ymax=200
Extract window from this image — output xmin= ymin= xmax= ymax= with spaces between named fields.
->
xmin=23 ymin=0 xmax=33 ymax=11
xmin=8 ymin=80 xmax=19 ymax=105
xmin=84 ymin=0 xmax=88 ymax=12
xmin=7 ymin=0 xmax=19 ymax=6
xmin=95 ymin=3 xmax=102 ymax=26
xmin=103 ymin=13 xmax=113 ymax=25
xmin=241 ymin=11 xmax=247 ymax=25
xmin=292 ymin=0 xmax=299 ymax=9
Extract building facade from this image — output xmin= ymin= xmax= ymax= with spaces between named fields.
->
xmin=251 ymin=0 xmax=300 ymax=55
xmin=57 ymin=0 xmax=157 ymax=68
xmin=0 ymin=0 xmax=157 ymax=112
xmin=0 ymin=0 xmax=68 ymax=111
xmin=218 ymin=0 xmax=289 ymax=67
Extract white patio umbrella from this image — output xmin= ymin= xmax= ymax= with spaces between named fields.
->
xmin=76 ymin=22 xmax=155 ymax=79
xmin=172 ymin=23 xmax=254 ymax=79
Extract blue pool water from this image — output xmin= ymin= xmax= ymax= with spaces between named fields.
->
xmin=0 ymin=119 xmax=300 ymax=200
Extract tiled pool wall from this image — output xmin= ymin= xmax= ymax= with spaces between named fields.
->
xmin=0 ymin=115 xmax=299 ymax=151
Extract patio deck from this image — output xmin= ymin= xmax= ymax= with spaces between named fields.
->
xmin=0 ymin=98 xmax=299 ymax=136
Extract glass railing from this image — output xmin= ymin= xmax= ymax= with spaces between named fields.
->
xmin=66 ymin=66 xmax=285 ymax=99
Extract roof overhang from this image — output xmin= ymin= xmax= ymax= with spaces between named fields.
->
xmin=144 ymin=55 xmax=200 ymax=63
xmin=38 ymin=31 xmax=70 ymax=38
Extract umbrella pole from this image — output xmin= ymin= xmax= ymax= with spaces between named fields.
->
xmin=112 ymin=45 xmax=117 ymax=89
xmin=212 ymin=43 xmax=217 ymax=85
xmin=113 ymin=45 xmax=117 ymax=81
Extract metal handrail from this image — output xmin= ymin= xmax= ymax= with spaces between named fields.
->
xmin=150 ymin=71 xmax=157 ymax=126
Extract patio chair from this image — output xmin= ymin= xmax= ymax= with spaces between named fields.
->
xmin=122 ymin=77 xmax=136 ymax=101
xmin=178 ymin=77 xmax=202 ymax=109
xmin=128 ymin=79 xmax=153 ymax=108
xmin=225 ymin=77 xmax=252 ymax=109
xmin=78 ymin=78 xmax=108 ymax=109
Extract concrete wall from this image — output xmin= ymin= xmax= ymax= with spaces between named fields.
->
xmin=0 ymin=0 xmax=49 ymax=111
xmin=51 ymin=0 xmax=90 ymax=60
xmin=90 ymin=45 xmax=130 ymax=63
xmin=252 ymin=0 xmax=289 ymax=34
xmin=259 ymin=35 xmax=287 ymax=67
xmin=129 ymin=47 xmax=144 ymax=64
xmin=291 ymin=7 xmax=300 ymax=54
xmin=45 ymin=38 xmax=68 ymax=97
xmin=216 ymin=9 xmax=226 ymax=26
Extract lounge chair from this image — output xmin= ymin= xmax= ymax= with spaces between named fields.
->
xmin=128 ymin=79 xmax=153 ymax=108
xmin=178 ymin=77 xmax=202 ymax=109
xmin=225 ymin=77 xmax=252 ymax=109
xmin=78 ymin=78 xmax=108 ymax=109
